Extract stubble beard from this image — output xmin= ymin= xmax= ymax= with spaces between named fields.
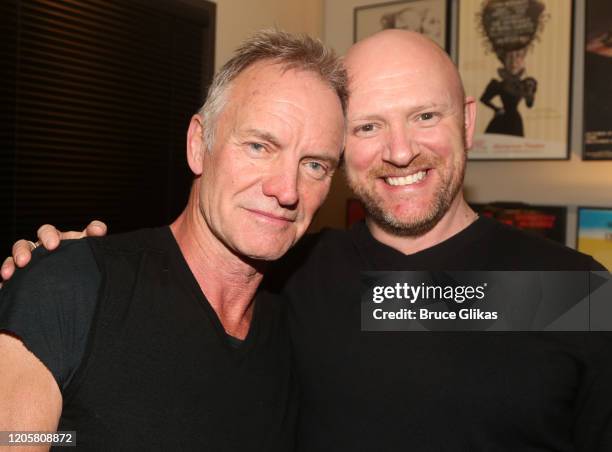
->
xmin=346 ymin=154 xmax=466 ymax=238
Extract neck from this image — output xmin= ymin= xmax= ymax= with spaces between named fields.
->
xmin=367 ymin=195 xmax=477 ymax=255
xmin=170 ymin=193 xmax=265 ymax=339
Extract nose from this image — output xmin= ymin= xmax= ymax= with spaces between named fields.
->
xmin=382 ymin=125 xmax=419 ymax=167
xmin=261 ymin=163 xmax=299 ymax=208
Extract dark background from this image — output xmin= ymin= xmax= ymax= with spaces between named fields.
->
xmin=0 ymin=0 xmax=216 ymax=254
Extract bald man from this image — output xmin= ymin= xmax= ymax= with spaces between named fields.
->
xmin=276 ymin=30 xmax=610 ymax=451
xmin=3 ymin=31 xmax=611 ymax=450
xmin=344 ymin=29 xmax=476 ymax=253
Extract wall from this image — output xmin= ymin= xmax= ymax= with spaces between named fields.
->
xmin=313 ymin=0 xmax=612 ymax=247
xmin=213 ymin=0 xmax=324 ymax=69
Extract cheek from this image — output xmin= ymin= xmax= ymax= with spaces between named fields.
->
xmin=299 ymin=180 xmax=331 ymax=217
xmin=345 ymin=137 xmax=382 ymax=175
xmin=415 ymin=128 xmax=447 ymax=150
xmin=221 ymin=160 xmax=263 ymax=198
xmin=417 ymin=126 xmax=462 ymax=158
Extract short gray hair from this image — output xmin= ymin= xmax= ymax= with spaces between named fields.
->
xmin=199 ymin=29 xmax=348 ymax=150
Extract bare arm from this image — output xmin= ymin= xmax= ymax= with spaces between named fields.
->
xmin=0 ymin=334 xmax=62 ymax=452
xmin=1 ymin=221 xmax=107 ymax=284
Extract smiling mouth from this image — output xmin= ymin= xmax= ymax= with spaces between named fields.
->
xmin=384 ymin=170 xmax=428 ymax=186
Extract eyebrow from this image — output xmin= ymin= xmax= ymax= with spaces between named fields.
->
xmin=348 ymin=113 xmax=386 ymax=123
xmin=243 ymin=128 xmax=282 ymax=148
xmin=242 ymin=128 xmax=341 ymax=168
xmin=311 ymin=152 xmax=340 ymax=169
xmin=409 ymin=103 xmax=449 ymax=113
xmin=348 ymin=103 xmax=451 ymax=122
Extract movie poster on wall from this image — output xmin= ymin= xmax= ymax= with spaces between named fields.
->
xmin=583 ymin=1 xmax=612 ymax=160
xmin=354 ymin=0 xmax=448 ymax=49
xmin=470 ymin=202 xmax=567 ymax=244
xmin=577 ymin=208 xmax=612 ymax=271
xmin=458 ymin=0 xmax=572 ymax=160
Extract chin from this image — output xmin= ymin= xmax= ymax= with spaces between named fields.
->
xmin=239 ymin=239 xmax=294 ymax=262
xmin=384 ymin=198 xmax=433 ymax=219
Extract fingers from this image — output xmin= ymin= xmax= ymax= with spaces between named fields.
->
xmin=1 ymin=256 xmax=17 ymax=283
xmin=58 ymin=220 xmax=107 ymax=240
xmin=35 ymin=221 xmax=106 ymax=245
xmin=85 ymin=220 xmax=107 ymax=237
xmin=37 ymin=224 xmax=62 ymax=250
xmin=11 ymin=240 xmax=34 ymax=268
xmin=1 ymin=221 xmax=108 ymax=288
xmin=3 ymin=239 xmax=40 ymax=286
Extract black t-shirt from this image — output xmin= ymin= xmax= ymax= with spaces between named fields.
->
xmin=0 ymin=227 xmax=296 ymax=451
xmin=0 ymin=240 xmax=100 ymax=390
xmin=274 ymin=217 xmax=612 ymax=452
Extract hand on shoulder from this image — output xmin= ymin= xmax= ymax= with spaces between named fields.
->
xmin=1 ymin=221 xmax=107 ymax=287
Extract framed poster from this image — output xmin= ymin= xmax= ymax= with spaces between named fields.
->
xmin=458 ymin=0 xmax=572 ymax=160
xmin=577 ymin=208 xmax=612 ymax=270
xmin=470 ymin=202 xmax=567 ymax=244
xmin=583 ymin=1 xmax=612 ymax=160
xmin=354 ymin=0 xmax=449 ymax=49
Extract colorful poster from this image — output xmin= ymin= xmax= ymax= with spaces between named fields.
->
xmin=470 ymin=202 xmax=566 ymax=244
xmin=354 ymin=0 xmax=448 ymax=49
xmin=458 ymin=0 xmax=572 ymax=159
xmin=583 ymin=1 xmax=612 ymax=160
xmin=577 ymin=208 xmax=612 ymax=271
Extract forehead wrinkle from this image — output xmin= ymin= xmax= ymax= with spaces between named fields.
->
xmin=240 ymin=128 xmax=282 ymax=147
xmin=231 ymin=91 xmax=309 ymax=141
xmin=348 ymin=67 xmax=461 ymax=119
xmin=225 ymin=61 xmax=345 ymax=158
xmin=267 ymin=100 xmax=307 ymax=140
xmin=349 ymin=78 xmax=454 ymax=113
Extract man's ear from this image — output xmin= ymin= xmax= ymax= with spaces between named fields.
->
xmin=186 ymin=114 xmax=206 ymax=175
xmin=463 ymin=96 xmax=477 ymax=150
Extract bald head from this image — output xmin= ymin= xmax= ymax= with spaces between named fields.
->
xmin=345 ymin=30 xmax=465 ymax=107
xmin=341 ymin=29 xmax=478 ymax=244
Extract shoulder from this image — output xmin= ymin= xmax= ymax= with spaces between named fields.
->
xmin=480 ymin=217 xmax=602 ymax=270
xmin=0 ymin=238 xmax=101 ymax=324
xmin=2 ymin=239 xmax=99 ymax=295
xmin=87 ymin=227 xmax=169 ymax=255
xmin=0 ymin=239 xmax=101 ymax=391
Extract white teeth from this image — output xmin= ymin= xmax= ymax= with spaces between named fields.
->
xmin=385 ymin=171 xmax=427 ymax=186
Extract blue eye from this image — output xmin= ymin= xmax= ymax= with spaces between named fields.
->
xmin=303 ymin=161 xmax=328 ymax=180
xmin=249 ymin=142 xmax=265 ymax=152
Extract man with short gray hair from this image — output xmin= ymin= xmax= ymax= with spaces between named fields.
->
xmin=0 ymin=29 xmax=346 ymax=450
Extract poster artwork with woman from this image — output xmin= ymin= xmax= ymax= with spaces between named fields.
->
xmin=458 ymin=0 xmax=571 ymax=160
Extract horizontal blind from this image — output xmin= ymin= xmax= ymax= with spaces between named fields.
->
xmin=1 ymin=0 xmax=215 ymax=253
xmin=0 ymin=0 xmax=18 ymax=249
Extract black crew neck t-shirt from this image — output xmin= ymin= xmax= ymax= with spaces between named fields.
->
xmin=273 ymin=217 xmax=612 ymax=452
